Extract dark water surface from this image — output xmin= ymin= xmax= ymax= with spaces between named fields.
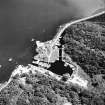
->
xmin=0 ymin=0 xmax=87 ymax=83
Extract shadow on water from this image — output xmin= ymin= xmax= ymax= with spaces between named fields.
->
xmin=0 ymin=0 xmax=89 ymax=83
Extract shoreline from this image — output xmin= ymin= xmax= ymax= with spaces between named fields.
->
xmin=0 ymin=11 xmax=105 ymax=91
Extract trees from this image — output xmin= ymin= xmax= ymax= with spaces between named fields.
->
xmin=63 ymin=21 xmax=105 ymax=77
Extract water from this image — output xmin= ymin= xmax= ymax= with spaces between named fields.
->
xmin=0 ymin=0 xmax=102 ymax=83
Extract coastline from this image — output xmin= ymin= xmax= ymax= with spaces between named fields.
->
xmin=0 ymin=11 xmax=105 ymax=91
